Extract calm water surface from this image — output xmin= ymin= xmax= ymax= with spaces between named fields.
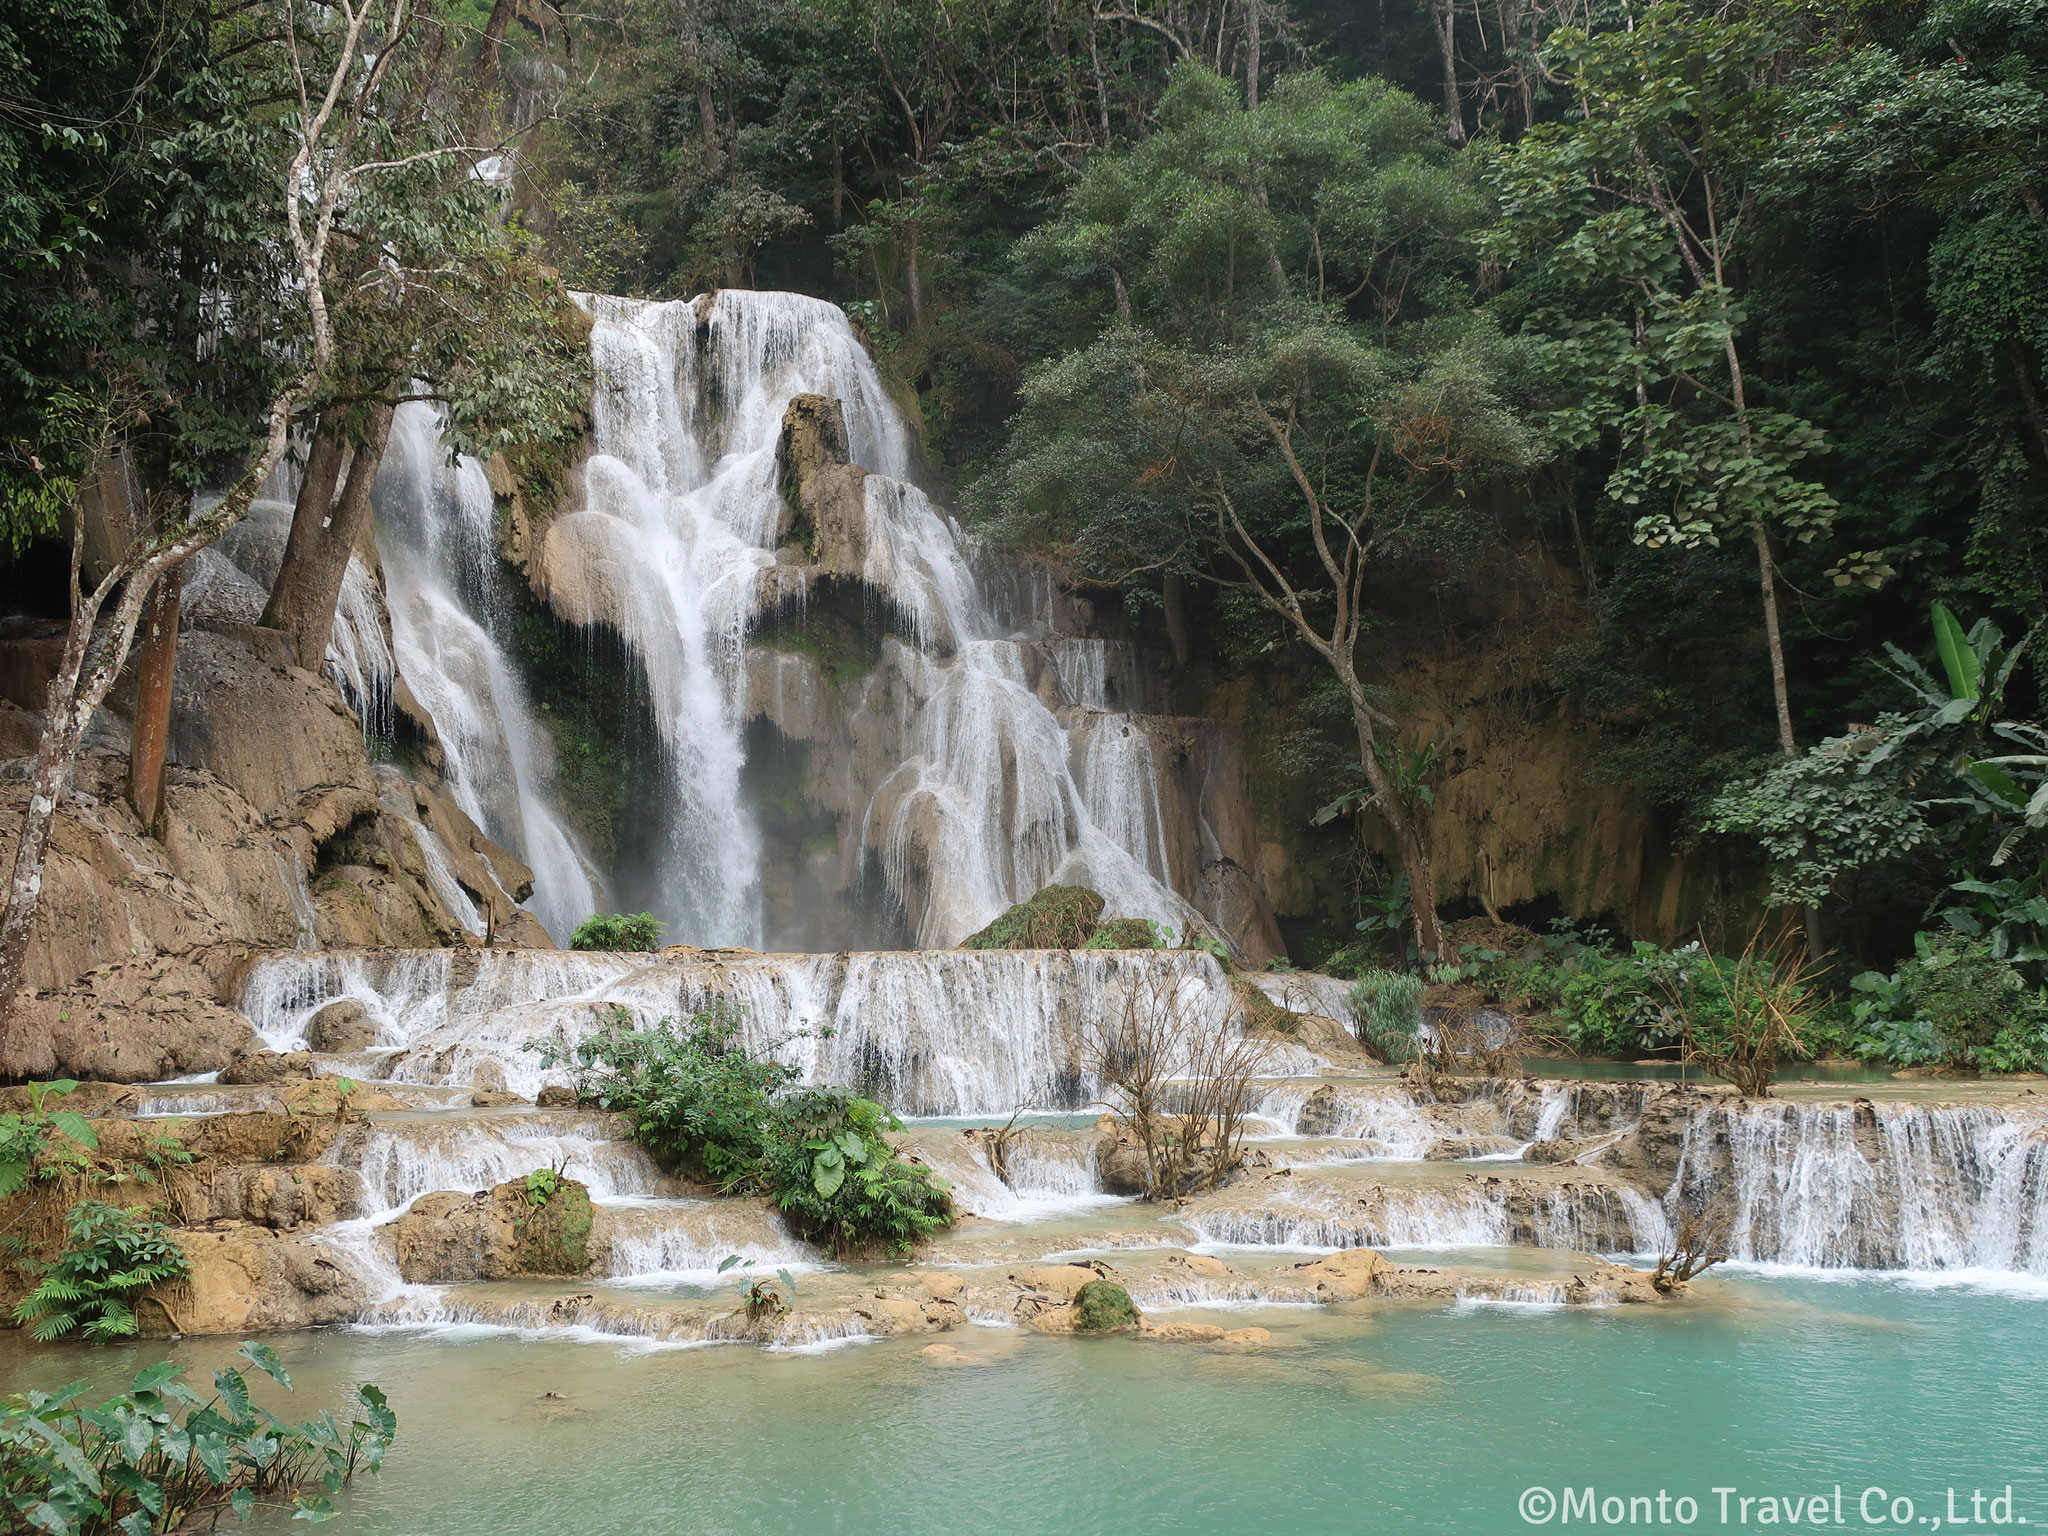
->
xmin=4 ymin=1273 xmax=2045 ymax=1534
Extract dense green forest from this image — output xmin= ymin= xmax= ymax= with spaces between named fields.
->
xmin=2 ymin=0 xmax=2044 ymax=1062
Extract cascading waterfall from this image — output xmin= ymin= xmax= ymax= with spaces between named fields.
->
xmin=375 ymin=402 xmax=601 ymax=941
xmin=1667 ymin=1099 xmax=2048 ymax=1277
xmin=536 ymin=289 xmax=1201 ymax=948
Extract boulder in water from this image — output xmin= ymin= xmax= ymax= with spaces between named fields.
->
xmin=307 ymin=998 xmax=377 ymax=1053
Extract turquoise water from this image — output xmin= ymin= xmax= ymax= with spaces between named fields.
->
xmin=5 ymin=1274 xmax=2044 ymax=1534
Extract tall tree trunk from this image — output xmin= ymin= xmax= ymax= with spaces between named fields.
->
xmin=1244 ymin=0 xmax=1260 ymax=109
xmin=1429 ymin=0 xmax=1467 ymax=145
xmin=263 ymin=404 xmax=395 ymax=670
xmin=127 ymin=566 xmax=182 ymax=833
xmin=1345 ymin=678 xmax=1444 ymax=960
xmin=474 ymin=0 xmax=514 ymax=84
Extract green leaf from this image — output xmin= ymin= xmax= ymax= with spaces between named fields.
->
xmin=239 ymin=1341 xmax=292 ymax=1390
xmin=1932 ymin=602 xmax=1979 ymax=701
xmin=47 ymin=1111 xmax=97 ymax=1150
xmin=812 ymin=1158 xmax=845 ymax=1198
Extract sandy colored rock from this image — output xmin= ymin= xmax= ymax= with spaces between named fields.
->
xmin=471 ymin=1090 xmax=530 ymax=1108
xmin=1142 ymin=1320 xmax=1226 ymax=1342
xmin=1221 ymin=1326 xmax=1272 ymax=1344
xmin=1170 ymin=1253 xmax=1232 ymax=1279
xmin=221 ymin=1049 xmax=316 ymax=1085
xmin=275 ymin=1076 xmax=406 ymax=1117
xmin=144 ymin=1225 xmax=369 ymax=1335
xmin=307 ymin=998 xmax=377 ymax=1053
xmin=3 ymin=958 xmax=258 ymax=1083
xmin=918 ymin=1271 xmax=966 ymax=1302
xmin=209 ymin=1164 xmax=367 ymax=1230
xmin=1017 ymin=1264 xmax=1104 ymax=1302
xmin=1293 ymin=1248 xmax=1388 ymax=1300
xmin=918 ymin=1343 xmax=971 ymax=1365
xmin=392 ymin=1178 xmax=598 ymax=1283
xmin=849 ymin=1295 xmax=943 ymax=1333
xmin=536 ymin=1084 xmax=580 ymax=1108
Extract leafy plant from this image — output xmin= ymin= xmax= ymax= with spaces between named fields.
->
xmin=761 ymin=1090 xmax=953 ymax=1257
xmin=531 ymin=1007 xmax=953 ymax=1257
xmin=960 ymin=885 xmax=1104 ymax=949
xmin=521 ymin=1166 xmax=563 ymax=1207
xmin=568 ymin=912 xmax=666 ymax=952
xmin=1662 ymin=938 xmax=1820 ymax=1097
xmin=0 ymin=1340 xmax=396 ymax=1532
xmin=1346 ymin=970 xmax=1425 ymax=1063
xmin=0 ymin=1082 xmax=98 ymax=1197
xmin=14 ymin=1202 xmax=189 ymax=1342
xmin=717 ymin=1255 xmax=797 ymax=1320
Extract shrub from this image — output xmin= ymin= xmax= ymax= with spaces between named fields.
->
xmin=760 ymin=1089 xmax=953 ymax=1257
xmin=0 ymin=1081 xmax=98 ymax=1197
xmin=568 ymin=912 xmax=666 ymax=951
xmin=1082 ymin=917 xmax=1169 ymax=950
xmin=960 ymin=884 xmax=1104 ymax=949
xmin=1346 ymin=970 xmax=1425 ymax=1062
xmin=1072 ymin=1279 xmax=1139 ymax=1332
xmin=1663 ymin=940 xmax=1820 ymax=1097
xmin=530 ymin=1003 xmax=791 ymax=1185
xmin=0 ymin=1341 xmax=396 ymax=1532
xmin=1847 ymin=935 xmax=2048 ymax=1070
xmin=14 ymin=1202 xmax=189 ymax=1342
xmin=528 ymin=1006 xmax=953 ymax=1257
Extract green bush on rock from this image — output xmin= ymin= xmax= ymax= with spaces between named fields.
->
xmin=568 ymin=912 xmax=666 ymax=952
xmin=1347 ymin=970 xmax=1425 ymax=1062
xmin=1082 ymin=918 xmax=1170 ymax=950
xmin=0 ymin=1341 xmax=397 ymax=1533
xmin=1072 ymin=1279 xmax=1139 ymax=1332
xmin=1848 ymin=935 xmax=2048 ymax=1071
xmin=528 ymin=1007 xmax=953 ymax=1257
xmin=960 ymin=884 xmax=1106 ymax=949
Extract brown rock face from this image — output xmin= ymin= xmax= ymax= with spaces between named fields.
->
xmin=307 ymin=999 xmax=377 ymax=1053
xmin=167 ymin=630 xmax=374 ymax=816
xmin=777 ymin=395 xmax=871 ymax=577
xmin=221 ymin=1049 xmax=316 ymax=1085
xmin=3 ymin=958 xmax=258 ymax=1082
xmin=146 ymin=1225 xmax=369 ymax=1335
xmin=392 ymin=1177 xmax=597 ymax=1283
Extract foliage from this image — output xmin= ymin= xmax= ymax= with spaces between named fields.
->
xmin=568 ymin=913 xmax=667 ymax=952
xmin=1663 ymin=939 xmax=1821 ymax=1097
xmin=1345 ymin=970 xmax=1425 ymax=1062
xmin=13 ymin=1202 xmax=188 ymax=1343
xmin=0 ymin=1083 xmax=98 ymax=1198
xmin=759 ymin=1090 xmax=953 ymax=1258
xmin=0 ymin=1340 xmax=395 ymax=1533
xmin=1082 ymin=918 xmax=1170 ymax=950
xmin=530 ymin=1004 xmax=789 ymax=1186
xmin=529 ymin=1005 xmax=951 ymax=1256
xmin=1071 ymin=1279 xmax=1139 ymax=1332
xmin=718 ymin=1255 xmax=797 ymax=1320
xmin=1851 ymin=933 xmax=2048 ymax=1070
xmin=959 ymin=885 xmax=1105 ymax=949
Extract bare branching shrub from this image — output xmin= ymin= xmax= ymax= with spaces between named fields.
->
xmin=1085 ymin=973 xmax=1271 ymax=1200
xmin=1664 ymin=934 xmax=1820 ymax=1098
xmin=1408 ymin=997 xmax=1525 ymax=1088
xmin=1651 ymin=1193 xmax=1734 ymax=1295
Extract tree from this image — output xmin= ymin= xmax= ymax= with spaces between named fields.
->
xmin=979 ymin=66 xmax=1527 ymax=958
xmin=0 ymin=0 xmax=544 ymax=1045
xmin=1490 ymin=2 xmax=1839 ymax=762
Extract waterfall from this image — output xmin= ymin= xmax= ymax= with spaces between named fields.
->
xmin=1667 ymin=1099 xmax=2048 ymax=1277
xmin=240 ymin=946 xmax=1328 ymax=1118
xmin=375 ymin=403 xmax=602 ymax=941
xmin=541 ymin=289 xmax=1201 ymax=949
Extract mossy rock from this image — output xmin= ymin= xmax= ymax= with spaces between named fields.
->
xmin=960 ymin=884 xmax=1106 ymax=950
xmin=1229 ymin=974 xmax=1298 ymax=1035
xmin=1073 ymin=1279 xmax=1140 ymax=1332
xmin=1083 ymin=918 xmax=1164 ymax=950
xmin=509 ymin=1179 xmax=594 ymax=1275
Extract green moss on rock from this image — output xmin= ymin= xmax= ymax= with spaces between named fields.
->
xmin=1073 ymin=1279 xmax=1140 ymax=1332
xmin=1083 ymin=918 xmax=1166 ymax=950
xmin=960 ymin=884 xmax=1106 ymax=950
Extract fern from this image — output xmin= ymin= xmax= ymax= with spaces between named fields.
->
xmin=14 ymin=1201 xmax=188 ymax=1344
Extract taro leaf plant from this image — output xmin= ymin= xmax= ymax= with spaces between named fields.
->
xmin=13 ymin=1201 xmax=189 ymax=1342
xmin=0 ymin=1340 xmax=397 ymax=1532
xmin=717 ymin=1254 xmax=797 ymax=1320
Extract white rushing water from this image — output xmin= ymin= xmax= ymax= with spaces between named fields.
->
xmin=241 ymin=947 xmax=1324 ymax=1118
xmin=375 ymin=403 xmax=602 ymax=941
xmin=1669 ymin=1099 xmax=2048 ymax=1277
xmin=527 ymin=288 xmax=1201 ymax=948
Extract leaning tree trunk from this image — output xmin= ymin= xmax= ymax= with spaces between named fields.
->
xmin=127 ymin=565 xmax=182 ymax=833
xmin=262 ymin=403 xmax=394 ymax=670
